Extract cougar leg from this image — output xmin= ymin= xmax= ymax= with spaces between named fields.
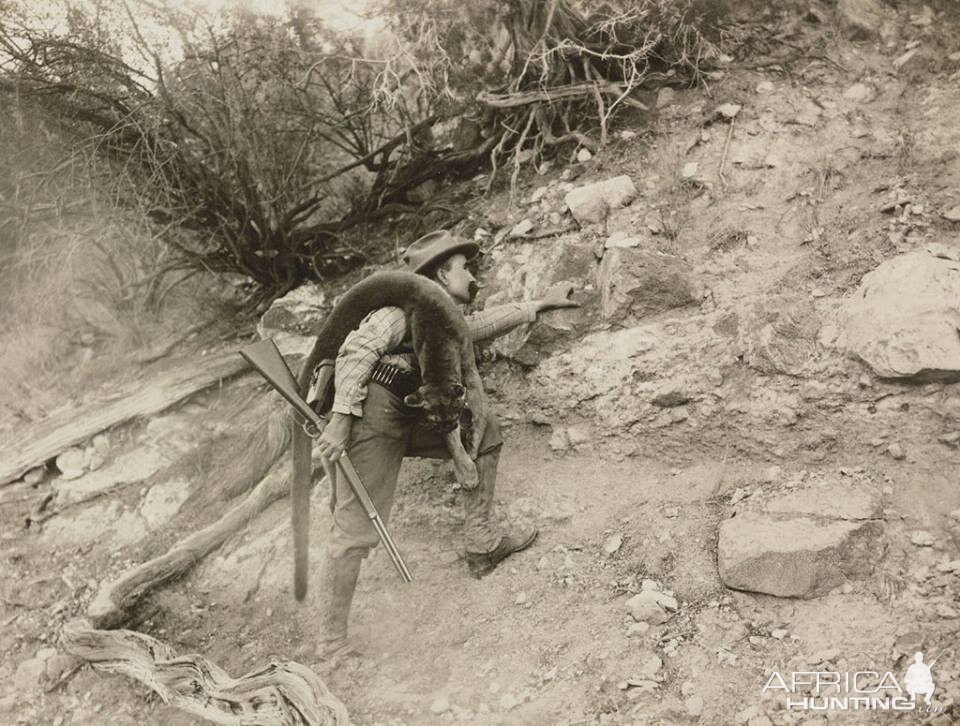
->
xmin=463 ymin=364 xmax=486 ymax=459
xmin=445 ymin=426 xmax=479 ymax=488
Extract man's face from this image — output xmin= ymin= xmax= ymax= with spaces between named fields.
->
xmin=437 ymin=253 xmax=479 ymax=304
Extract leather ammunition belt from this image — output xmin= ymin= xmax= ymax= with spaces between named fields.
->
xmin=371 ymin=361 xmax=421 ymax=400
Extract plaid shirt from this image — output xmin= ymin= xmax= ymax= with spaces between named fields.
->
xmin=330 ymin=302 xmax=539 ymax=416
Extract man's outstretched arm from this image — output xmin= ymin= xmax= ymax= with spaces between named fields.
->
xmin=467 ymin=282 xmax=580 ymax=342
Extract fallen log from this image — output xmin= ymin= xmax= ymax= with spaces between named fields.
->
xmin=88 ymin=462 xmax=317 ymax=628
xmin=0 ymin=350 xmax=249 ymax=487
xmin=62 ymin=619 xmax=349 ymax=726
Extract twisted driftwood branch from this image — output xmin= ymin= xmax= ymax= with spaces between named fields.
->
xmin=477 ymin=81 xmax=648 ymax=110
xmin=88 ymin=461 xmax=317 ymax=628
xmin=62 ymin=619 xmax=349 ymax=726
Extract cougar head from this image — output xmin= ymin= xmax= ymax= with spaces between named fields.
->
xmin=404 ymin=382 xmax=467 ymax=433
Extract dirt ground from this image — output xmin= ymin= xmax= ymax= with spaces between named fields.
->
xmin=3 ymin=5 xmax=960 ymax=726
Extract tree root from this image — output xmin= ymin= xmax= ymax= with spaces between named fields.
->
xmin=88 ymin=462 xmax=313 ymax=628
xmin=62 ymin=619 xmax=349 ymax=726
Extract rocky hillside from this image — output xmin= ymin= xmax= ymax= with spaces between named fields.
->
xmin=3 ymin=2 xmax=960 ymax=725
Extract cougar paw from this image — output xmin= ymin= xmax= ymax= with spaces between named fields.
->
xmin=454 ymin=459 xmax=479 ymax=489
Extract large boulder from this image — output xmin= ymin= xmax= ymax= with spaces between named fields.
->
xmin=718 ymin=475 xmax=884 ymax=598
xmin=257 ymin=283 xmax=328 ymax=356
xmin=481 ymin=236 xmax=598 ymax=365
xmin=842 ymin=244 xmax=960 ymax=381
xmin=564 ymin=175 xmax=638 ymax=225
xmin=836 ymin=0 xmax=895 ymax=41
xmin=598 ymin=248 xmax=700 ymax=324
xmin=534 ymin=312 xmax=732 ymax=429
xmin=718 ymin=514 xmax=882 ymax=598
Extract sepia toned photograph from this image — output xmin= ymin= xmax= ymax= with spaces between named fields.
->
xmin=1 ymin=0 xmax=959 ymax=724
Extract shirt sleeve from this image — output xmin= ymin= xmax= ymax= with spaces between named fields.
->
xmin=466 ymin=301 xmax=539 ymax=342
xmin=332 ymin=307 xmax=407 ymax=417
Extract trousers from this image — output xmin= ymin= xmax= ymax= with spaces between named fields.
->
xmin=324 ymin=381 xmax=503 ymax=560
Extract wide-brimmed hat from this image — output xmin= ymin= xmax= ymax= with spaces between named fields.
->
xmin=402 ymin=230 xmax=479 ymax=274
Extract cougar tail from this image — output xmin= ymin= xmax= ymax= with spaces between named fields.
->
xmin=291 ymin=417 xmax=312 ymax=601
xmin=291 ymin=340 xmax=326 ymax=602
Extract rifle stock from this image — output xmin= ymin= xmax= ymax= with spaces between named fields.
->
xmin=239 ymin=339 xmax=412 ymax=592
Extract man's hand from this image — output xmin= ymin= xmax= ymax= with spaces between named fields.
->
xmin=317 ymin=412 xmax=353 ymax=463
xmin=537 ymin=282 xmax=581 ymax=313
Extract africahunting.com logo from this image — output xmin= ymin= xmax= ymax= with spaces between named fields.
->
xmin=762 ymin=650 xmax=947 ymax=713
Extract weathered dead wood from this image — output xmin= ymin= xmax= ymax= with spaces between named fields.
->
xmin=87 ymin=463 xmax=313 ymax=628
xmin=0 ymin=351 xmax=249 ymax=487
xmin=62 ymin=619 xmax=349 ymax=725
xmin=478 ymin=81 xmax=648 ymax=110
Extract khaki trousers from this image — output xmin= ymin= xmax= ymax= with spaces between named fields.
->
xmin=324 ymin=381 xmax=503 ymax=560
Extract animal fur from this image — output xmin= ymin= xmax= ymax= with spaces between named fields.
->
xmin=291 ymin=270 xmax=486 ymax=600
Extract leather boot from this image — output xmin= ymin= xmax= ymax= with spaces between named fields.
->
xmin=463 ymin=441 xmax=539 ymax=578
xmin=315 ymin=552 xmax=363 ymax=660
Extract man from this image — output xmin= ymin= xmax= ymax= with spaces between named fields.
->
xmin=310 ymin=229 xmax=578 ymax=659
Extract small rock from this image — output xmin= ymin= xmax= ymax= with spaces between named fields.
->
xmin=892 ymin=49 xmax=918 ymax=71
xmin=936 ymin=603 xmax=958 ymax=619
xmin=663 ymin=505 xmax=679 ymax=519
xmin=564 ymin=175 xmax=637 ymax=224
xmin=44 ymin=654 xmax=81 ymax=684
xmin=684 ymin=694 xmax=705 ymax=716
xmin=23 ymin=467 xmax=45 ymax=485
xmin=567 ymin=427 xmax=592 ymax=447
xmin=716 ymin=103 xmax=742 ymax=120
xmin=625 ymin=591 xmax=673 ymax=625
xmin=430 ymin=695 xmax=451 ymax=714
xmin=887 ymin=443 xmax=905 ymax=460
xmin=605 ymin=232 xmax=643 ymax=249
xmin=756 ymin=81 xmax=774 ymax=94
xmin=942 ymin=206 xmax=960 ymax=222
xmin=771 ymin=628 xmax=789 ymax=639
xmin=656 ymin=87 xmax=675 ymax=108
xmin=530 ymin=186 xmax=549 ymax=204
xmin=499 ymin=693 xmax=519 ymax=711
xmin=514 ymin=592 xmax=528 ymax=606
xmin=680 ymin=162 xmax=699 ymax=179
xmin=911 ymin=530 xmax=935 ymax=547
xmin=730 ymin=488 xmax=748 ymax=504
xmin=603 ymin=532 xmax=623 ymax=556
xmin=624 ymin=679 xmax=659 ymax=694
xmin=510 ymin=219 xmax=534 ymax=237
xmin=638 ymin=653 xmax=662 ymax=677
xmin=640 ymin=579 xmax=659 ymax=592
xmin=717 ymin=648 xmax=737 ymax=666
xmin=762 ymin=466 xmax=782 ymax=483
xmin=938 ymin=431 xmax=960 ymax=448
xmin=843 ymin=83 xmax=875 ymax=103
xmin=13 ymin=658 xmax=46 ymax=691
xmin=56 ymin=448 xmax=86 ymax=480
xmin=576 ymin=148 xmax=593 ymax=163
xmin=626 ymin=622 xmax=650 ymax=637
xmin=549 ymin=428 xmax=569 ymax=452
xmin=619 ymin=130 xmax=638 ymax=141
xmin=936 ymin=560 xmax=960 ymax=573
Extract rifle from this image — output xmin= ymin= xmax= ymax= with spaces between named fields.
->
xmin=239 ymin=339 xmax=413 ymax=594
